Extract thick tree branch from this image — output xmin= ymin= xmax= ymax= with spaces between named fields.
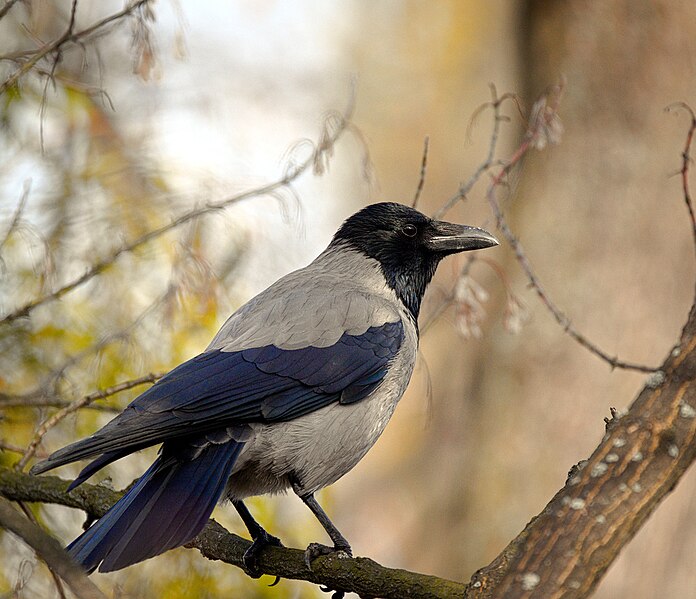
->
xmin=467 ymin=301 xmax=696 ymax=598
xmin=0 ymin=468 xmax=465 ymax=599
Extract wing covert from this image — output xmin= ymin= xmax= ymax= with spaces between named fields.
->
xmin=31 ymin=321 xmax=405 ymax=473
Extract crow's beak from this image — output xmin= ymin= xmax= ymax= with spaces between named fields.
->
xmin=425 ymin=221 xmax=499 ymax=253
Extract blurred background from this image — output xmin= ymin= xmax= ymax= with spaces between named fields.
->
xmin=1 ymin=1 xmax=696 ymax=597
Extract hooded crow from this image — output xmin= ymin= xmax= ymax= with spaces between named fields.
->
xmin=30 ymin=202 xmax=498 ymax=574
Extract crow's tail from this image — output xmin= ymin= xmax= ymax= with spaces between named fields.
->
xmin=67 ymin=440 xmax=243 ymax=573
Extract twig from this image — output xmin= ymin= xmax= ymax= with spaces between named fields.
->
xmin=428 ymin=83 xmax=657 ymax=371
xmin=0 ymin=179 xmax=30 ymax=254
xmin=0 ymin=284 xmax=175 ymax=420
xmin=0 ymin=0 xmax=153 ymax=96
xmin=1 ymin=95 xmax=355 ymax=326
xmin=0 ymin=0 xmax=20 ymax=21
xmin=411 ymin=136 xmax=429 ymax=209
xmin=0 ymin=497 xmax=106 ymax=599
xmin=17 ymin=501 xmax=68 ymax=599
xmin=421 ymin=293 xmax=454 ymax=336
xmin=420 ymin=256 xmax=520 ymax=337
xmin=433 ymin=84 xmax=519 ymax=220
xmin=45 ymin=276 xmax=181 ymax=383
xmin=38 ymin=0 xmax=79 ymax=153
xmin=15 ymin=373 xmax=163 ymax=471
xmin=0 ymin=442 xmax=48 ymax=459
xmin=485 ymin=83 xmax=659 ymax=373
xmin=0 ymin=395 xmax=120 ymax=412
xmin=665 ymin=102 xmax=696 ymax=256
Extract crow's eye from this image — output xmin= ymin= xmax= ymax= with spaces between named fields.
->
xmin=402 ymin=224 xmax=417 ymax=238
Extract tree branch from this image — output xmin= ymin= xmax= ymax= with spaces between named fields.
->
xmin=482 ymin=82 xmax=659 ymax=373
xmin=665 ymin=102 xmax=696 ymax=257
xmin=0 ymin=0 xmax=21 ymax=21
xmin=467 ymin=301 xmax=696 ymax=598
xmin=411 ymin=136 xmax=430 ymax=209
xmin=0 ymin=496 xmax=106 ymax=599
xmin=433 ymin=83 xmax=519 ymax=221
xmin=14 ymin=373 xmax=164 ymax=471
xmin=0 ymin=468 xmax=466 ymax=599
xmin=4 ymin=299 xmax=696 ymax=599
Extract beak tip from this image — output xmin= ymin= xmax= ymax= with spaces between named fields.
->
xmin=469 ymin=228 xmax=499 ymax=251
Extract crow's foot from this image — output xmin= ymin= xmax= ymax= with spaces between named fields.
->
xmin=320 ymin=585 xmax=346 ymax=599
xmin=303 ymin=541 xmax=352 ymax=570
xmin=242 ymin=531 xmax=283 ymax=578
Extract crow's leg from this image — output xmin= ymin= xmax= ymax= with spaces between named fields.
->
xmin=297 ymin=492 xmax=352 ymax=569
xmin=233 ymin=500 xmax=283 ymax=577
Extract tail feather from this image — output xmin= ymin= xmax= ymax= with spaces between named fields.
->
xmin=67 ymin=440 xmax=243 ymax=573
xmin=67 ymin=449 xmax=134 ymax=492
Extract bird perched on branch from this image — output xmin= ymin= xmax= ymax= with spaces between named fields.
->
xmin=31 ymin=202 xmax=497 ymax=575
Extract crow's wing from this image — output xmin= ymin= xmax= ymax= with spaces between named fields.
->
xmin=30 ymin=319 xmax=404 ymax=475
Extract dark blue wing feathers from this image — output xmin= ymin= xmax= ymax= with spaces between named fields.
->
xmin=134 ymin=320 xmax=404 ymax=424
xmin=67 ymin=439 xmax=244 ymax=573
xmin=30 ymin=322 xmax=404 ymax=476
xmin=67 ymin=449 xmax=135 ymax=491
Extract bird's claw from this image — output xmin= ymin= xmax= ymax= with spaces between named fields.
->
xmin=303 ymin=541 xmax=352 ymax=571
xmin=320 ymin=585 xmax=346 ymax=599
xmin=242 ymin=532 xmax=283 ymax=579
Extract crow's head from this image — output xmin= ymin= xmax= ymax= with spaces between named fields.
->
xmin=332 ymin=202 xmax=498 ymax=320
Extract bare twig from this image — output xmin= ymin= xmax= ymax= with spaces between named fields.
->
xmin=433 ymin=84 xmax=520 ymax=220
xmin=0 ymin=497 xmax=106 ymax=599
xmin=421 ymin=256 xmax=480 ymax=336
xmin=0 ymin=0 xmax=20 ymax=21
xmin=45 ymin=276 xmax=181 ymax=383
xmin=0 ymin=179 xmax=30 ymax=254
xmin=17 ymin=500 xmax=69 ymax=599
xmin=0 ymin=442 xmax=48 ymax=459
xmin=421 ymin=254 xmax=525 ymax=338
xmin=0 ymin=394 xmax=120 ymax=412
xmin=0 ymin=285 xmax=175 ymax=420
xmin=411 ymin=136 xmax=430 ymax=209
xmin=1 ymin=96 xmax=355 ymax=326
xmin=665 ymin=102 xmax=696 ymax=255
xmin=38 ymin=0 xmax=79 ymax=153
xmin=15 ymin=373 xmax=163 ymax=471
xmin=483 ymin=82 xmax=659 ymax=373
xmin=0 ymin=0 xmax=152 ymax=96
xmin=421 ymin=293 xmax=455 ymax=336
